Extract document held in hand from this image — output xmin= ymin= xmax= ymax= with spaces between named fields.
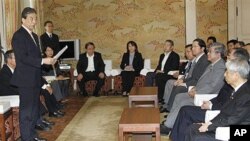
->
xmin=53 ymin=45 xmax=68 ymax=60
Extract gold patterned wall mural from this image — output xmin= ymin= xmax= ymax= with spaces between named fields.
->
xmin=196 ymin=0 xmax=228 ymax=45
xmin=4 ymin=0 xmax=20 ymax=49
xmin=41 ymin=0 xmax=185 ymax=68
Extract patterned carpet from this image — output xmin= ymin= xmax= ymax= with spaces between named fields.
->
xmin=56 ymin=96 xmax=170 ymax=141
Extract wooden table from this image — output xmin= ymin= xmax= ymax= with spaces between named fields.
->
xmin=118 ymin=108 xmax=160 ymax=141
xmin=0 ymin=108 xmax=14 ymax=141
xmin=129 ymin=87 xmax=158 ymax=108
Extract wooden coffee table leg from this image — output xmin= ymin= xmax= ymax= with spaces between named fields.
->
xmin=118 ymin=126 xmax=124 ymax=141
xmin=128 ymin=98 xmax=132 ymax=108
xmin=155 ymin=126 xmax=161 ymax=141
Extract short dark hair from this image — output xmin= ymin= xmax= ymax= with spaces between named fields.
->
xmin=238 ymin=41 xmax=245 ymax=47
xmin=207 ymin=36 xmax=217 ymax=42
xmin=166 ymin=40 xmax=174 ymax=46
xmin=4 ymin=50 xmax=14 ymax=63
xmin=227 ymin=39 xmax=238 ymax=45
xmin=85 ymin=42 xmax=95 ymax=49
xmin=245 ymin=43 xmax=250 ymax=46
xmin=126 ymin=41 xmax=138 ymax=53
xmin=44 ymin=20 xmax=53 ymax=27
xmin=21 ymin=7 xmax=37 ymax=19
xmin=233 ymin=48 xmax=249 ymax=61
xmin=193 ymin=38 xmax=206 ymax=48
xmin=193 ymin=38 xmax=207 ymax=54
xmin=185 ymin=44 xmax=192 ymax=48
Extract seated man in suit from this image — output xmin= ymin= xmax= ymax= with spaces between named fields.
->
xmin=145 ymin=40 xmax=180 ymax=102
xmin=0 ymin=50 xmax=54 ymax=132
xmin=161 ymin=42 xmax=226 ymax=133
xmin=0 ymin=50 xmax=18 ymax=96
xmin=185 ymin=59 xmax=250 ymax=141
xmin=40 ymin=77 xmax=64 ymax=118
xmin=77 ymin=42 xmax=105 ymax=97
xmin=160 ymin=44 xmax=195 ymax=113
xmin=170 ymin=47 xmax=250 ymax=141
xmin=161 ymin=38 xmax=210 ymax=113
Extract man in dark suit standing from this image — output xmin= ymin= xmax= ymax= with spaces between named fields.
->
xmin=40 ymin=21 xmax=60 ymax=54
xmin=185 ymin=59 xmax=250 ymax=141
xmin=11 ymin=7 xmax=55 ymax=141
xmin=145 ymin=40 xmax=180 ymax=102
xmin=0 ymin=50 xmax=18 ymax=96
xmin=77 ymin=42 xmax=105 ymax=97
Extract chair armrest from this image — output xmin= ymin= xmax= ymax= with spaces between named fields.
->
xmin=0 ymin=95 xmax=20 ymax=107
xmin=140 ymin=68 xmax=154 ymax=76
xmin=205 ymin=110 xmax=220 ymax=122
xmin=111 ymin=69 xmax=122 ymax=76
xmin=215 ymin=127 xmax=230 ymax=141
xmin=194 ymin=94 xmax=218 ymax=106
xmin=0 ymin=101 xmax=11 ymax=114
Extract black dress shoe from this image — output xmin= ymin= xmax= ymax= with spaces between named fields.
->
xmin=160 ymin=108 xmax=169 ymax=113
xmin=42 ymin=119 xmax=55 ymax=126
xmin=161 ymin=120 xmax=166 ymax=125
xmin=33 ymin=137 xmax=47 ymax=141
xmin=49 ymin=112 xmax=63 ymax=118
xmin=57 ymin=110 xmax=65 ymax=115
xmin=160 ymin=124 xmax=171 ymax=135
xmin=35 ymin=124 xmax=51 ymax=131
xmin=164 ymin=114 xmax=168 ymax=118
xmin=80 ymin=91 xmax=89 ymax=97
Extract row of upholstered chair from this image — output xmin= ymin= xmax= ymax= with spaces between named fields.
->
xmin=70 ymin=59 xmax=188 ymax=95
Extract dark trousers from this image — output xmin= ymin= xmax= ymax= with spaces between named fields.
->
xmin=170 ymin=106 xmax=206 ymax=141
xmin=77 ymin=71 xmax=104 ymax=95
xmin=145 ymin=72 xmax=155 ymax=86
xmin=121 ymin=71 xmax=136 ymax=93
xmin=184 ymin=124 xmax=217 ymax=141
xmin=167 ymin=86 xmax=187 ymax=111
xmin=41 ymin=90 xmax=59 ymax=113
xmin=155 ymin=73 xmax=173 ymax=100
xmin=58 ymin=79 xmax=70 ymax=98
xmin=19 ymin=87 xmax=40 ymax=141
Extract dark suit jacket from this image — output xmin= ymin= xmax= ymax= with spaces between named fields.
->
xmin=179 ymin=61 xmax=188 ymax=75
xmin=0 ymin=64 xmax=18 ymax=96
xmin=11 ymin=26 xmax=42 ymax=87
xmin=184 ymin=54 xmax=210 ymax=87
xmin=208 ymin=81 xmax=250 ymax=131
xmin=155 ymin=51 xmax=180 ymax=74
xmin=40 ymin=33 xmax=60 ymax=54
xmin=120 ymin=52 xmax=144 ymax=75
xmin=77 ymin=52 xmax=105 ymax=75
xmin=211 ymin=82 xmax=233 ymax=110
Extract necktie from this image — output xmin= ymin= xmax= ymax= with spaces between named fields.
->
xmin=49 ymin=34 xmax=52 ymax=39
xmin=184 ymin=61 xmax=192 ymax=78
xmin=185 ymin=61 xmax=196 ymax=79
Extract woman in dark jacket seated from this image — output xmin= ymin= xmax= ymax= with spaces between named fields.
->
xmin=42 ymin=46 xmax=69 ymax=101
xmin=120 ymin=41 xmax=144 ymax=96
